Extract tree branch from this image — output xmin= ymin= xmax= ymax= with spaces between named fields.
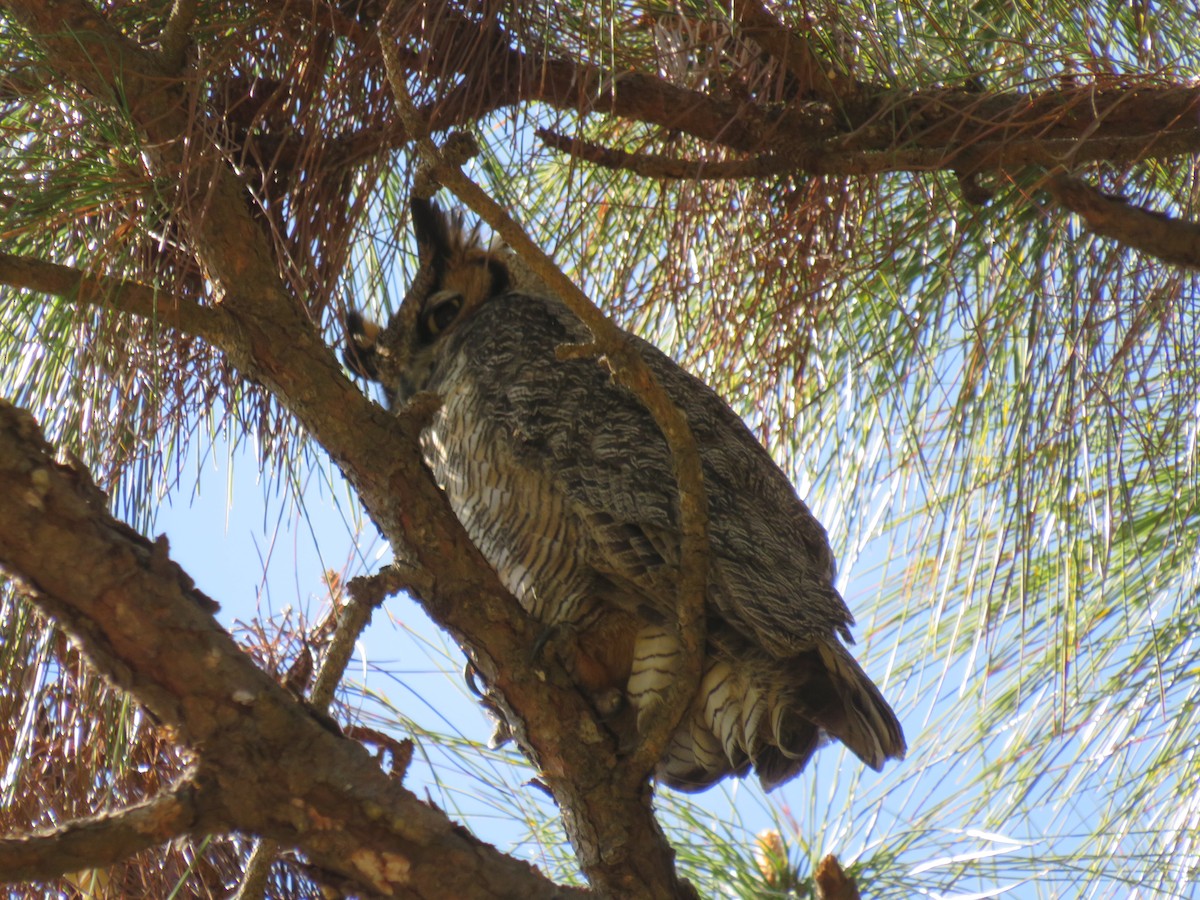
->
xmin=0 ymin=398 xmax=582 ymax=899
xmin=158 ymin=0 xmax=199 ymax=70
xmin=0 ymin=252 xmax=236 ymax=348
xmin=409 ymin=6 xmax=1200 ymax=177
xmin=536 ymin=128 xmax=792 ymax=180
xmin=0 ymin=773 xmax=209 ymax=882
xmin=1048 ymin=174 xmax=1200 ymax=270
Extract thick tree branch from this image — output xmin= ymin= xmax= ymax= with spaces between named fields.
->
xmin=408 ymin=7 xmax=770 ymax=154
xmin=0 ymin=399 xmax=582 ymax=899
xmin=1048 ymin=174 xmax=1200 ymax=270
xmin=408 ymin=6 xmax=1200 ymax=177
xmin=0 ymin=773 xmax=209 ymax=882
xmin=847 ymin=84 xmax=1200 ymax=176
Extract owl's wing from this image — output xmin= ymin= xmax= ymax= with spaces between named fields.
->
xmin=640 ymin=340 xmax=858 ymax=654
xmin=474 ymin=296 xmax=855 ymax=654
xmin=496 ymin=339 xmax=686 ymax=622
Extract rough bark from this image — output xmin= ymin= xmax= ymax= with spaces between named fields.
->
xmin=0 ymin=400 xmax=582 ymax=898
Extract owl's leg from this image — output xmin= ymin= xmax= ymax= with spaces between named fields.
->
xmin=626 ymin=623 xmax=684 ymax=734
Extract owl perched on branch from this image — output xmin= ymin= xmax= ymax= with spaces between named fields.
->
xmin=345 ymin=196 xmax=905 ymax=792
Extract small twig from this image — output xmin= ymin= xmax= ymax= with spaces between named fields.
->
xmin=536 ymin=128 xmax=792 ymax=180
xmin=732 ymin=0 xmax=860 ymax=105
xmin=1048 ymin=173 xmax=1200 ymax=270
xmin=158 ymin=0 xmax=199 ymax=70
xmin=0 ymin=773 xmax=206 ymax=882
xmin=310 ymin=571 xmax=395 ymax=710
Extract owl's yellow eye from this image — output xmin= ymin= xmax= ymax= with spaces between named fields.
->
xmin=424 ymin=291 xmax=463 ymax=335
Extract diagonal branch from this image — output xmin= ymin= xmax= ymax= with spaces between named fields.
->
xmin=0 ymin=252 xmax=235 ymax=348
xmin=0 ymin=399 xmax=583 ymax=899
xmin=0 ymin=772 xmax=210 ymax=882
xmin=1048 ymin=174 xmax=1200 ymax=270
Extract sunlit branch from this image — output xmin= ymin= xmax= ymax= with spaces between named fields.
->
xmin=0 ymin=399 xmax=582 ymax=899
xmin=0 ymin=252 xmax=235 ymax=347
xmin=536 ymin=128 xmax=791 ymax=179
xmin=1049 ymin=174 xmax=1200 ymax=270
xmin=0 ymin=775 xmax=208 ymax=882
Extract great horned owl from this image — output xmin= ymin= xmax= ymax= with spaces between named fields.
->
xmin=346 ymin=197 xmax=905 ymax=791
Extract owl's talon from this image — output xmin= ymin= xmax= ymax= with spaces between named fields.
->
xmin=531 ymin=625 xmax=558 ymax=661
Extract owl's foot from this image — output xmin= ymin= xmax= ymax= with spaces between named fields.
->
xmin=530 ymin=623 xmax=560 ymax=661
xmin=532 ymin=623 xmax=633 ymax=723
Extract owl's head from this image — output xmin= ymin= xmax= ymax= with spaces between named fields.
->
xmin=408 ymin=196 xmax=512 ymax=342
xmin=344 ymin=196 xmax=512 ymax=404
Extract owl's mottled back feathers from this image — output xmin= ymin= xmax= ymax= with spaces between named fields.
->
xmin=346 ymin=197 xmax=905 ymax=791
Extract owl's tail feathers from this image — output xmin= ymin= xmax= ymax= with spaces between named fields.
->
xmin=655 ymin=642 xmax=905 ymax=793
xmin=806 ymin=641 xmax=906 ymax=773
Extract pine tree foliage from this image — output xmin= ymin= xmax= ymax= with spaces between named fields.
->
xmin=1 ymin=0 xmax=1199 ymax=896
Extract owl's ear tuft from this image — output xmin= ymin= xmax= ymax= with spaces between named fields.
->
xmin=411 ymin=195 xmax=487 ymax=276
xmin=486 ymin=256 xmax=511 ymax=297
xmin=410 ymin=195 xmax=453 ymax=271
xmin=411 ymin=194 xmax=510 ymax=311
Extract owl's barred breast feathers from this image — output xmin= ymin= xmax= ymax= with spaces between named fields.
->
xmin=345 ymin=196 xmax=906 ymax=791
